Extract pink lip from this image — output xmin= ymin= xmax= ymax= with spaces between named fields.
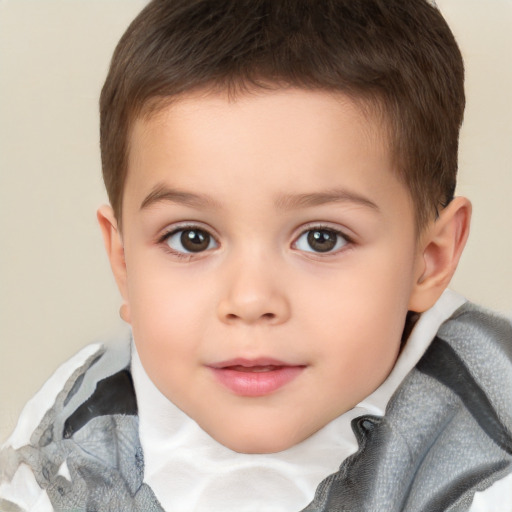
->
xmin=208 ymin=358 xmax=305 ymax=397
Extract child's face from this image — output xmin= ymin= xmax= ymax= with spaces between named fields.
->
xmin=116 ymin=88 xmax=426 ymax=453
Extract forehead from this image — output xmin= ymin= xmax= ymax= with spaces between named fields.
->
xmin=123 ymin=88 xmax=410 ymax=222
xmin=128 ymin=89 xmax=386 ymax=172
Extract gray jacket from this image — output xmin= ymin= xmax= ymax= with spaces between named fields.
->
xmin=1 ymin=302 xmax=511 ymax=511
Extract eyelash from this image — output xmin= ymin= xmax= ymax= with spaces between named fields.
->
xmin=157 ymin=223 xmax=353 ymax=259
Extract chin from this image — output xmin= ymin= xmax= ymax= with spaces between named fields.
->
xmin=226 ymin=438 xmax=297 ymax=455
xmin=212 ymin=425 xmax=307 ymax=454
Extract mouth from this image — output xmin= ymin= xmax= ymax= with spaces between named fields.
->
xmin=208 ymin=358 xmax=306 ymax=397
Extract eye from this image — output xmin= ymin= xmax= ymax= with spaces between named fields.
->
xmin=164 ymin=227 xmax=218 ymax=254
xmin=294 ymin=227 xmax=348 ymax=254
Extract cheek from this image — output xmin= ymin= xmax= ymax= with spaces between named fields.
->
xmin=127 ymin=271 xmax=211 ymax=399
xmin=299 ymin=252 xmax=413 ymax=380
xmin=303 ymin=256 xmax=412 ymax=329
xmin=126 ymin=260 xmax=214 ymax=356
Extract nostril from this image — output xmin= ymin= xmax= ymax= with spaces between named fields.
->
xmin=218 ymin=294 xmax=290 ymax=325
xmin=225 ymin=312 xmax=276 ymax=322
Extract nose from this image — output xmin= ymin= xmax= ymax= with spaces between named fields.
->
xmin=216 ymin=254 xmax=291 ymax=325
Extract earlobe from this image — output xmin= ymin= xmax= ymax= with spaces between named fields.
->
xmin=97 ymin=205 xmax=131 ymax=323
xmin=408 ymin=197 xmax=471 ymax=312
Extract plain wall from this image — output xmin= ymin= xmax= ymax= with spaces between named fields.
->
xmin=1 ymin=0 xmax=511 ymax=442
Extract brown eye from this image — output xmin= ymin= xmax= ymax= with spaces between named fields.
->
xmin=181 ymin=229 xmax=210 ymax=252
xmin=307 ymin=230 xmax=337 ymax=252
xmin=295 ymin=228 xmax=348 ymax=254
xmin=165 ymin=228 xmax=217 ymax=254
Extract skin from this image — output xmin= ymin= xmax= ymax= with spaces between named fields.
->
xmin=99 ymin=88 xmax=471 ymax=453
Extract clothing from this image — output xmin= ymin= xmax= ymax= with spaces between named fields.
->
xmin=1 ymin=291 xmax=511 ymax=511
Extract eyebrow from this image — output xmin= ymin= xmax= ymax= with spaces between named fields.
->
xmin=274 ymin=189 xmax=380 ymax=212
xmin=140 ymin=184 xmax=380 ymax=213
xmin=140 ymin=184 xmax=222 ymax=210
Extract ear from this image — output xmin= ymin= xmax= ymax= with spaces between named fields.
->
xmin=97 ymin=205 xmax=131 ymax=323
xmin=408 ymin=197 xmax=471 ymax=312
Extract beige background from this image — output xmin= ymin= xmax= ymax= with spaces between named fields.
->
xmin=1 ymin=0 xmax=511 ymax=443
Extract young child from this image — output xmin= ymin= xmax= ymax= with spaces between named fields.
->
xmin=1 ymin=0 xmax=511 ymax=510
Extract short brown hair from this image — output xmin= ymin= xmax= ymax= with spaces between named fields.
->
xmin=100 ymin=0 xmax=465 ymax=230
